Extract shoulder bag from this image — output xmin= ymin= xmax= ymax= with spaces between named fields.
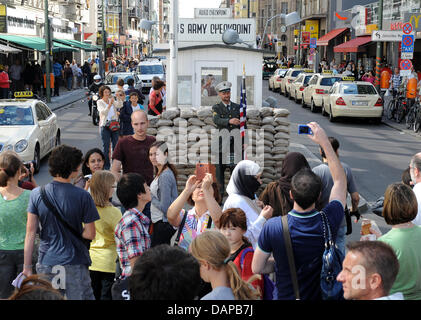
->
xmin=281 ymin=214 xmax=300 ymax=300
xmin=320 ymin=210 xmax=344 ymax=300
xmin=40 ymin=186 xmax=91 ymax=250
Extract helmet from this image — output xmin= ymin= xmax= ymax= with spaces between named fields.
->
xmin=93 ymin=75 xmax=101 ymax=82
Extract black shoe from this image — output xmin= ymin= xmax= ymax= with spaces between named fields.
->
xmin=88 ymin=113 xmax=91 ymax=116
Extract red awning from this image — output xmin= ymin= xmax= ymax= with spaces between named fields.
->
xmin=334 ymin=36 xmax=372 ymax=53
xmin=317 ymin=28 xmax=349 ymax=46
xmin=84 ymin=33 xmax=93 ymax=40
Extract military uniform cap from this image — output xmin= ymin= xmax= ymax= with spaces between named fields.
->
xmin=215 ymin=81 xmax=232 ymax=92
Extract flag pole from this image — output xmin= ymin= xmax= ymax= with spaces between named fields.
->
xmin=241 ymin=64 xmax=246 ymax=160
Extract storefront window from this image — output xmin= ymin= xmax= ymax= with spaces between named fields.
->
xmin=236 ymin=76 xmax=255 ymax=106
xmin=200 ymin=67 xmax=227 ymax=106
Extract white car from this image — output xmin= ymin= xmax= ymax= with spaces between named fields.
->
xmin=0 ymin=93 xmax=60 ymax=172
xmin=302 ymin=72 xmax=343 ymax=112
xmin=268 ymin=68 xmax=288 ymax=92
xmin=289 ymin=71 xmax=315 ymax=104
xmin=136 ymin=59 xmax=165 ymax=93
xmin=104 ymin=72 xmax=142 ymax=94
xmin=322 ymin=78 xmax=383 ymax=123
xmin=280 ymin=67 xmax=304 ymax=97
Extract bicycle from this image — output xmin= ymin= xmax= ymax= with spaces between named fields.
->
xmin=405 ymin=101 xmax=418 ymax=130
xmin=386 ymin=88 xmax=404 ymax=121
xmin=413 ymin=95 xmax=421 ymax=133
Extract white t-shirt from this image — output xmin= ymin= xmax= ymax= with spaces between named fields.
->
xmin=412 ymin=183 xmax=421 ymax=226
xmin=222 ymin=193 xmax=266 ymax=249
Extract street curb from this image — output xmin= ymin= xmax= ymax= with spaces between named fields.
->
xmin=381 ymin=118 xmax=421 ymax=139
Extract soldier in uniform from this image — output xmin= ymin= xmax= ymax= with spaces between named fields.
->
xmin=212 ymin=81 xmax=243 ymax=198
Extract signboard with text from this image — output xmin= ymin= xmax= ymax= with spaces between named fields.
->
xmin=0 ymin=5 xmax=6 ymax=34
xmin=194 ymin=8 xmax=232 ymax=18
xmin=178 ymin=18 xmax=255 ymax=43
xmin=371 ymin=30 xmax=414 ymax=42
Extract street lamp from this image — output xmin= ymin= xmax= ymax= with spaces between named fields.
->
xmin=44 ymin=0 xmax=51 ymax=103
xmin=222 ymin=28 xmax=254 ymax=48
xmin=260 ymin=12 xmax=301 ymax=49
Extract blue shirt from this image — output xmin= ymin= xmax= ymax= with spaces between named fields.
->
xmin=27 ymin=181 xmax=100 ymax=266
xmin=53 ymin=63 xmax=63 ymax=77
xmin=257 ymin=200 xmax=343 ymax=300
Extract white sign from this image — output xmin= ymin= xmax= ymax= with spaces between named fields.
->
xmin=401 ymin=52 xmax=414 ymax=59
xmin=7 ymin=7 xmax=37 ymax=36
xmin=400 ymin=70 xmax=411 ymax=77
xmin=371 ymin=30 xmax=415 ymax=42
xmin=194 ymin=8 xmax=232 ymax=18
xmin=178 ymin=18 xmax=256 ymax=43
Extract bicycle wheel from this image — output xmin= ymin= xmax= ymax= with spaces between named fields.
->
xmin=396 ymin=102 xmax=406 ymax=123
xmin=414 ymin=107 xmax=421 ymax=133
xmin=386 ymin=100 xmax=396 ymax=120
xmin=406 ymin=108 xmax=416 ymax=130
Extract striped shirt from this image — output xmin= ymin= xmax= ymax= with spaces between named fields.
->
xmin=391 ymin=74 xmax=402 ymax=89
xmin=114 ymin=208 xmax=151 ymax=278
xmin=177 ymin=208 xmax=214 ymax=251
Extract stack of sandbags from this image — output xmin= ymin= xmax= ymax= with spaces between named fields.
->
xmin=147 ymin=106 xmax=290 ymax=195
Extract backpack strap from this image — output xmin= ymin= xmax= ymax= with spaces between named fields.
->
xmin=239 ymin=247 xmax=254 ymax=269
xmin=173 ymin=211 xmax=187 ymax=246
xmin=282 ymin=214 xmax=300 ymax=300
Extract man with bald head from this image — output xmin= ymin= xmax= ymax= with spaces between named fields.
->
xmin=111 ymin=110 xmax=155 ymax=218
xmin=410 ymin=153 xmax=421 ymax=225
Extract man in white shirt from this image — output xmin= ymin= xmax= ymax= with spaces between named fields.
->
xmin=337 ymin=241 xmax=403 ymax=300
xmin=410 ymin=153 xmax=421 ymax=225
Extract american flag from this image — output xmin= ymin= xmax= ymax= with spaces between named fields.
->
xmin=240 ymin=71 xmax=247 ymax=160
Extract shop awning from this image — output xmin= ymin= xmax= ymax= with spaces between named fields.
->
xmin=0 ymin=35 xmax=76 ymax=52
xmin=53 ymin=39 xmax=99 ymax=52
xmin=333 ymin=36 xmax=372 ymax=53
xmin=317 ymin=28 xmax=349 ymax=46
xmin=0 ymin=43 xmax=21 ymax=54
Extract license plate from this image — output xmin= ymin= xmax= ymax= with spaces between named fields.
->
xmin=352 ymin=101 xmax=368 ymax=106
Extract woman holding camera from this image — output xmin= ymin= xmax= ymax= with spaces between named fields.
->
xmin=74 ymin=148 xmax=106 ymax=190
xmin=0 ymin=151 xmax=31 ymax=299
xmin=167 ymin=173 xmax=222 ymax=251
xmin=97 ymin=85 xmax=120 ymax=170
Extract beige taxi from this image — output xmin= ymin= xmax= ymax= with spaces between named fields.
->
xmin=322 ymin=77 xmax=383 ymax=123
xmin=268 ymin=67 xmax=288 ymax=92
xmin=302 ymin=71 xmax=343 ymax=112
xmin=280 ymin=66 xmax=304 ymax=97
xmin=289 ymin=70 xmax=315 ymax=104
xmin=0 ymin=92 xmax=60 ymax=173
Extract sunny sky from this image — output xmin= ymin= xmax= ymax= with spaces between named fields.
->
xmin=178 ymin=0 xmax=223 ymax=18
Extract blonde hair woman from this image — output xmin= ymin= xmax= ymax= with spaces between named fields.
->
xmin=190 ymin=230 xmax=260 ymax=300
xmin=89 ymin=170 xmax=122 ymax=300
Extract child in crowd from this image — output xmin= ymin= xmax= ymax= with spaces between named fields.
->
xmin=190 ymin=230 xmax=260 ymax=300
xmin=219 ymin=208 xmax=264 ymax=299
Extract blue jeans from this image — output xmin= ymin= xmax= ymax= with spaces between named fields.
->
xmin=36 ymin=263 xmax=95 ymax=300
xmin=335 ymin=225 xmax=347 ymax=257
xmin=100 ymin=126 xmax=119 ymax=170
xmin=66 ymin=77 xmax=72 ymax=90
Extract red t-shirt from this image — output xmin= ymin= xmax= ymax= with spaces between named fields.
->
xmin=232 ymin=246 xmax=265 ymax=299
xmin=112 ymin=135 xmax=156 ymax=185
xmin=0 ymin=71 xmax=10 ymax=88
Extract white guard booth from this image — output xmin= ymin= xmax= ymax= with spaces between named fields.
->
xmin=154 ymin=44 xmax=265 ymax=108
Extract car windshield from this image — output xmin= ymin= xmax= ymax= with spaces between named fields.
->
xmin=0 ymin=106 xmax=34 ymax=126
xmin=105 ymin=75 xmax=135 ymax=85
xmin=341 ymin=84 xmax=377 ymax=95
xmin=291 ymin=70 xmax=302 ymax=77
xmin=139 ymin=65 xmax=164 ymax=74
xmin=320 ymin=77 xmax=342 ymax=86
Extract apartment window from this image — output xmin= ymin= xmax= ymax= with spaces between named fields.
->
xmin=281 ymin=2 xmax=288 ymax=14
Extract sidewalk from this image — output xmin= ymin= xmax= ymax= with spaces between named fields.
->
xmin=46 ymin=87 xmax=87 ymax=112
xmin=381 ymin=96 xmax=421 ymax=139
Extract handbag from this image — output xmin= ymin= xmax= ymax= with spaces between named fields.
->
xmin=105 ymin=119 xmax=120 ymax=132
xmin=281 ymin=215 xmax=300 ymax=300
xmin=40 ymin=186 xmax=91 ymax=250
xmin=320 ymin=210 xmax=344 ymax=300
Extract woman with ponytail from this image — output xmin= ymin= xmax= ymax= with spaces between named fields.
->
xmin=219 ymin=208 xmax=264 ymax=299
xmin=190 ymin=230 xmax=260 ymax=300
xmin=0 ymin=151 xmax=31 ymax=299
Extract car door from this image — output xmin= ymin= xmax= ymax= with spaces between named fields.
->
xmin=35 ymin=103 xmax=48 ymax=157
xmin=39 ymin=103 xmax=56 ymax=153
